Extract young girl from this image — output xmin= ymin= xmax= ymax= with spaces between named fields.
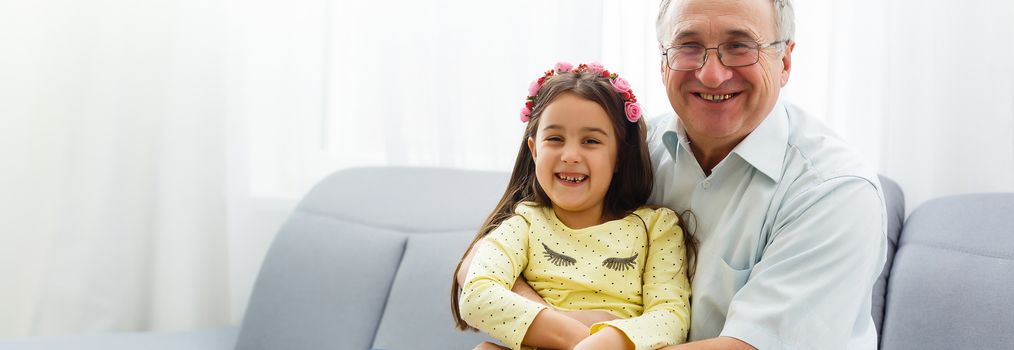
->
xmin=451 ymin=62 xmax=694 ymax=350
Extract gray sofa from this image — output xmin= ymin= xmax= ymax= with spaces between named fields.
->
xmin=3 ymin=167 xmax=1012 ymax=349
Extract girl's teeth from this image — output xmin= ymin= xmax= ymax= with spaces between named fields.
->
xmin=559 ymin=175 xmax=586 ymax=183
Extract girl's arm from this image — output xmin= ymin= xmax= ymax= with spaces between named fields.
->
xmin=522 ymin=308 xmax=590 ymax=350
xmin=460 ymin=216 xmax=589 ymax=350
xmin=459 ymin=244 xmax=548 ymax=306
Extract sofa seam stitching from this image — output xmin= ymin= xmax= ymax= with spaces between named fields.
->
xmin=902 ymin=241 xmax=1014 ymax=261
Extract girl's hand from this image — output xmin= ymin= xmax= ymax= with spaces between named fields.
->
xmin=573 ymin=326 xmax=634 ymax=350
xmin=472 ymin=341 xmax=510 ymax=350
xmin=561 ymin=310 xmax=620 ymax=327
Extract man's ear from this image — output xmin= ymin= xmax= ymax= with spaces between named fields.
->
xmin=527 ymin=137 xmax=537 ymax=160
xmin=780 ymin=40 xmax=795 ymax=87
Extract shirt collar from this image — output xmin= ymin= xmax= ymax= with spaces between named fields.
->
xmin=660 ymin=99 xmax=788 ymax=181
xmin=661 ymin=117 xmax=685 ymax=162
xmin=729 ymin=99 xmax=788 ymax=181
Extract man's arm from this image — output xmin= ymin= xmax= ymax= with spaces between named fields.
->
xmin=660 ymin=336 xmax=755 ymax=350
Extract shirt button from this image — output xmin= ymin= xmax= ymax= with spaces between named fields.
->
xmin=702 ymin=180 xmax=710 ymax=189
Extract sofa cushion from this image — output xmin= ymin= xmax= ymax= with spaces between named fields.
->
xmin=880 ymin=193 xmax=1014 ymax=349
xmin=234 ymin=212 xmax=407 ymax=350
xmin=371 ymin=231 xmax=495 ymax=350
xmin=236 ymin=167 xmax=509 ymax=349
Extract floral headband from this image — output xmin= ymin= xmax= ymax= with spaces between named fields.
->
xmin=520 ymin=62 xmax=642 ymax=123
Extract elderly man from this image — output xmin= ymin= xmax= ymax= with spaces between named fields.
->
xmin=459 ymin=0 xmax=887 ymax=348
xmin=648 ymin=0 xmax=886 ymax=349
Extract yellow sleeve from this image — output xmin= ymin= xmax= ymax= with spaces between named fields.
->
xmin=591 ymin=208 xmax=691 ymax=349
xmin=459 ymin=215 xmax=548 ymax=350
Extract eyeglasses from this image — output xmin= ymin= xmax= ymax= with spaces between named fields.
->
xmin=662 ymin=40 xmax=787 ymax=71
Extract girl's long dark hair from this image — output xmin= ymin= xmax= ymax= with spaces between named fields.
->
xmin=450 ymin=69 xmax=697 ymax=330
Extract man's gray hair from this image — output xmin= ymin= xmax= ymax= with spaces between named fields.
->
xmin=655 ymin=0 xmax=795 ymax=46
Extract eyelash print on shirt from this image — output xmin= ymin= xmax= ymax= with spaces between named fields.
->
xmin=602 ymin=253 xmax=638 ymax=271
xmin=542 ymin=243 xmax=576 ymax=266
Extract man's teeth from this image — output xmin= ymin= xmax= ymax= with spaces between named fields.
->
xmin=700 ymin=93 xmax=733 ymax=102
xmin=559 ymin=175 xmax=587 ymax=183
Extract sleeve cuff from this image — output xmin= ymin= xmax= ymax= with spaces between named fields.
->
xmin=590 ymin=319 xmax=661 ymax=350
xmin=719 ymin=319 xmax=785 ymax=350
xmin=506 ymin=302 xmax=549 ymax=350
xmin=589 ymin=322 xmax=635 ymax=348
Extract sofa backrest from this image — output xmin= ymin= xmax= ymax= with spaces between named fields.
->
xmin=872 ymin=175 xmax=905 ymax=336
xmin=879 ymin=193 xmax=1014 ymax=349
xmin=234 ymin=167 xmax=505 ymax=350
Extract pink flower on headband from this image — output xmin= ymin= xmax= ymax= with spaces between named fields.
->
xmin=520 ymin=62 xmax=641 ymax=124
xmin=528 ymin=79 xmax=542 ymax=96
xmin=611 ymin=76 xmax=631 ymax=93
xmin=625 ymin=102 xmax=642 ymax=122
xmin=520 ymin=105 xmax=532 ymax=122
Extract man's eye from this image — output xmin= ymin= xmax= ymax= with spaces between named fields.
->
xmin=723 ymin=42 xmax=755 ymax=54
xmin=675 ymin=44 xmax=704 ymax=54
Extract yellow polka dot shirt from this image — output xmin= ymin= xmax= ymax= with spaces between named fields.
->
xmin=459 ymin=202 xmax=690 ymax=350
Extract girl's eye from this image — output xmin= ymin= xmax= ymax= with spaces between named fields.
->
xmin=545 ymin=136 xmax=563 ymax=142
xmin=584 ymin=138 xmax=601 ymax=145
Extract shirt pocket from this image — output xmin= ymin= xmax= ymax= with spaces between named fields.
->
xmin=715 ymin=255 xmax=752 ymax=295
xmin=692 ymin=255 xmax=754 ymax=340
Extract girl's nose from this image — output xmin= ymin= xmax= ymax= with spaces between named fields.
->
xmin=561 ymin=144 xmax=581 ymax=163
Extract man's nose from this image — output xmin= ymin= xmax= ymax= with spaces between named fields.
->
xmin=695 ymin=51 xmax=734 ymax=88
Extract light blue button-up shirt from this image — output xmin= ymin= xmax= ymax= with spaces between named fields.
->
xmin=647 ymin=99 xmax=888 ymax=349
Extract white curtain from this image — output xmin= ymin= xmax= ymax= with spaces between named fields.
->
xmin=794 ymin=0 xmax=1014 ymax=211
xmin=2 ymin=0 xmax=1013 ymax=338
xmin=0 ymin=0 xmax=229 ymax=336
xmin=877 ymin=0 xmax=1014 ymax=209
